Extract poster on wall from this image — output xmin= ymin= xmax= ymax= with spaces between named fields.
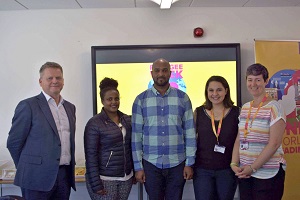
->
xmin=255 ymin=40 xmax=300 ymax=200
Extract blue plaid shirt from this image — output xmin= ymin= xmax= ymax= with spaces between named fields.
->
xmin=132 ymin=86 xmax=196 ymax=171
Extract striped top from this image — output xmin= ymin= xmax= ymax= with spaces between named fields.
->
xmin=239 ymin=100 xmax=286 ymax=179
xmin=131 ymin=86 xmax=196 ymax=171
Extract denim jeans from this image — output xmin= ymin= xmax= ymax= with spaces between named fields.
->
xmin=143 ymin=159 xmax=186 ymax=200
xmin=193 ymin=167 xmax=237 ymax=200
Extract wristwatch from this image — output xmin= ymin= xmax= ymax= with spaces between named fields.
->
xmin=249 ymin=165 xmax=257 ymax=173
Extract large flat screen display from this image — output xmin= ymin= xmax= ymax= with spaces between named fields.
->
xmin=92 ymin=44 xmax=241 ymax=115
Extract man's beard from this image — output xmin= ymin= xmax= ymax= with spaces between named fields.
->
xmin=154 ymin=78 xmax=169 ymax=87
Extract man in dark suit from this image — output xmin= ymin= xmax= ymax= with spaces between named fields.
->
xmin=7 ymin=62 xmax=76 ymax=200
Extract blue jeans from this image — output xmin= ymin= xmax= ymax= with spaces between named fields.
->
xmin=143 ymin=159 xmax=186 ymax=200
xmin=193 ymin=167 xmax=237 ymax=200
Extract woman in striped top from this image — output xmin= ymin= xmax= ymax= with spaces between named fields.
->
xmin=231 ymin=63 xmax=286 ymax=200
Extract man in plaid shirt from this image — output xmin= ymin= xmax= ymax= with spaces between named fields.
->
xmin=132 ymin=58 xmax=196 ymax=200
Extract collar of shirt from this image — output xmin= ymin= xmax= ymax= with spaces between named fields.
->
xmin=42 ymin=91 xmax=64 ymax=105
xmin=151 ymin=85 xmax=171 ymax=96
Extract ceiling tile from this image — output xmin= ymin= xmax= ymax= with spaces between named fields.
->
xmin=190 ymin=0 xmax=248 ymax=7
xmin=245 ymin=0 xmax=300 ymax=7
xmin=0 ymin=0 xmax=27 ymax=10
xmin=77 ymin=0 xmax=135 ymax=8
xmin=171 ymin=0 xmax=193 ymax=7
xmin=16 ymin=0 xmax=81 ymax=9
xmin=136 ymin=0 xmax=159 ymax=8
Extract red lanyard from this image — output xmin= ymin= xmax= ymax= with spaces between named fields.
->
xmin=211 ymin=108 xmax=225 ymax=144
xmin=244 ymin=94 xmax=268 ymax=138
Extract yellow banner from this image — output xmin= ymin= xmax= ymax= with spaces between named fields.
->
xmin=255 ymin=40 xmax=300 ymax=199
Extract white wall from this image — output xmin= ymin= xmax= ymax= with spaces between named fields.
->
xmin=1 ymin=7 xmax=300 ymax=167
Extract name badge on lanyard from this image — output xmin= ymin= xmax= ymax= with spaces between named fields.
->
xmin=214 ymin=144 xmax=226 ymax=154
xmin=211 ymin=108 xmax=226 ymax=154
xmin=240 ymin=140 xmax=249 ymax=150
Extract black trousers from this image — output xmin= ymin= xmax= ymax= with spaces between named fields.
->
xmin=238 ymin=165 xmax=285 ymax=200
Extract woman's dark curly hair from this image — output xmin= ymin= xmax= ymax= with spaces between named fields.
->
xmin=99 ymin=77 xmax=119 ymax=101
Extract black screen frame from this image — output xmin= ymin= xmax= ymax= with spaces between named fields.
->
xmin=92 ymin=43 xmax=241 ymax=115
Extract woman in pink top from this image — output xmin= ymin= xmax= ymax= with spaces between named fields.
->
xmin=231 ymin=63 xmax=286 ymax=200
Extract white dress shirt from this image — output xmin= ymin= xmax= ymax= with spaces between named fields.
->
xmin=42 ymin=91 xmax=71 ymax=165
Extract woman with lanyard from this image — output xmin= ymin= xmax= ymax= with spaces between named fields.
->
xmin=231 ymin=63 xmax=286 ymax=200
xmin=193 ymin=76 xmax=239 ymax=200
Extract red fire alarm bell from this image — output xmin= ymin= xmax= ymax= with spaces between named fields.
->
xmin=194 ymin=27 xmax=204 ymax=37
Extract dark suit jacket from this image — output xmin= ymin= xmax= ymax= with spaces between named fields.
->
xmin=7 ymin=92 xmax=76 ymax=192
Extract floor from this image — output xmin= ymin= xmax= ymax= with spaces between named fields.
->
xmin=1 ymin=180 xmax=239 ymax=199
